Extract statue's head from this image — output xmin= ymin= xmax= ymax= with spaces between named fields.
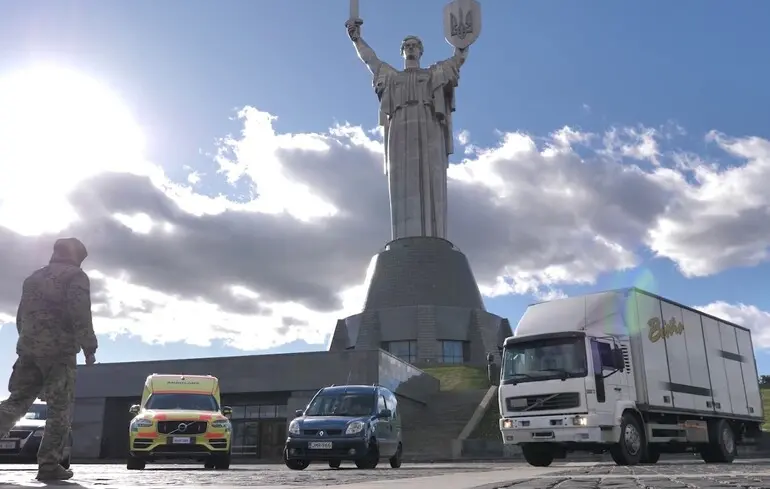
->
xmin=400 ymin=36 xmax=424 ymax=62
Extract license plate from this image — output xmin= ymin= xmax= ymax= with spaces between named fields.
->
xmin=308 ymin=441 xmax=332 ymax=449
xmin=0 ymin=441 xmax=17 ymax=450
xmin=171 ymin=437 xmax=192 ymax=444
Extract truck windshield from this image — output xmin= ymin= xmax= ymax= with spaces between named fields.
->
xmin=145 ymin=393 xmax=219 ymax=411
xmin=305 ymin=393 xmax=374 ymax=417
xmin=502 ymin=336 xmax=587 ymax=384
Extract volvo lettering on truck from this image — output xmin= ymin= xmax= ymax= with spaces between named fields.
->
xmin=498 ymin=287 xmax=764 ymax=467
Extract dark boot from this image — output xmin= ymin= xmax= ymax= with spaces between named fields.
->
xmin=36 ymin=464 xmax=74 ymax=481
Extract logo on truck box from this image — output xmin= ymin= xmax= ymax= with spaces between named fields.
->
xmin=647 ymin=317 xmax=684 ymax=343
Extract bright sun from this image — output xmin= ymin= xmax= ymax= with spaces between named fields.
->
xmin=0 ymin=65 xmax=145 ymax=235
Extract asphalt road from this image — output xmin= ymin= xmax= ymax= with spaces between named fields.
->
xmin=1 ymin=460 xmax=770 ymax=488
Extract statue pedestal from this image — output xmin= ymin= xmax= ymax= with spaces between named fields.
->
xmin=328 ymin=237 xmax=512 ymax=367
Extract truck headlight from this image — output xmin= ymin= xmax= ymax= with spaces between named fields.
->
xmin=501 ymin=419 xmax=513 ymax=429
xmin=288 ymin=420 xmax=301 ymax=435
xmin=211 ymin=419 xmax=231 ymax=431
xmin=572 ymin=415 xmax=587 ymax=426
xmin=32 ymin=429 xmax=44 ymax=437
xmin=345 ymin=421 xmax=365 ymax=435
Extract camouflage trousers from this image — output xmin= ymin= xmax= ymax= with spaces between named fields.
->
xmin=0 ymin=355 xmax=76 ymax=469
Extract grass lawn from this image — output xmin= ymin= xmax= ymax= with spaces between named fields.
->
xmin=423 ymin=365 xmax=489 ymax=391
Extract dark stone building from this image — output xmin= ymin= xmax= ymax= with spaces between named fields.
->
xmin=72 ymin=350 xmax=438 ymax=460
xmin=329 ymin=237 xmax=512 ymax=366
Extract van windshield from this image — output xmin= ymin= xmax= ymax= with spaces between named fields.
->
xmin=502 ymin=336 xmax=588 ymax=384
xmin=24 ymin=404 xmax=47 ymax=420
xmin=305 ymin=393 xmax=374 ymax=417
xmin=145 ymin=393 xmax=219 ymax=411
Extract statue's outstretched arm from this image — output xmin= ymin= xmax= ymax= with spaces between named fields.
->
xmin=451 ymin=46 xmax=469 ymax=68
xmin=353 ymin=37 xmax=384 ymax=75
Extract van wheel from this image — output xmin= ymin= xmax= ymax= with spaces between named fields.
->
xmin=355 ymin=439 xmax=379 ymax=469
xmin=285 ymin=458 xmax=310 ymax=470
xmin=59 ymin=455 xmax=71 ymax=470
xmin=610 ymin=412 xmax=644 ymax=466
xmin=204 ymin=461 xmax=215 ymax=469
xmin=521 ymin=444 xmax=554 ymax=467
xmin=389 ymin=443 xmax=403 ymax=468
xmin=700 ymin=419 xmax=736 ymax=464
xmin=328 ymin=460 xmax=341 ymax=469
xmin=126 ymin=457 xmax=146 ymax=470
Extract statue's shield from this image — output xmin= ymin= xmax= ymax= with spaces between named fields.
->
xmin=443 ymin=0 xmax=481 ymax=49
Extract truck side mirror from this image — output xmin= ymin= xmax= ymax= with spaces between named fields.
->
xmin=612 ymin=348 xmax=625 ymax=372
xmin=129 ymin=404 xmax=140 ymax=415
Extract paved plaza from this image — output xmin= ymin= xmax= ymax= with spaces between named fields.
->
xmin=2 ymin=460 xmax=770 ymax=488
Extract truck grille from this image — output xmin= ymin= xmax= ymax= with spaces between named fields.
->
xmin=505 ymin=392 xmax=581 ymax=412
xmin=157 ymin=421 xmax=207 ymax=435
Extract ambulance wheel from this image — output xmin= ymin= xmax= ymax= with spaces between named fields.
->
xmin=126 ymin=456 xmax=146 ymax=470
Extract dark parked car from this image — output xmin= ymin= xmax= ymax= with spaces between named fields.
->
xmin=284 ymin=385 xmax=403 ymax=470
xmin=0 ymin=401 xmax=72 ymax=468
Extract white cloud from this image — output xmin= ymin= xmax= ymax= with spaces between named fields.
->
xmin=697 ymin=301 xmax=770 ymax=349
xmin=2 ymin=82 xmax=770 ymax=351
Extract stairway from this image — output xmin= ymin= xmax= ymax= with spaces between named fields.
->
xmin=400 ymin=389 xmax=488 ymax=461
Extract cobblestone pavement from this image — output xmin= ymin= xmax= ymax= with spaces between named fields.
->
xmin=0 ymin=462 xmax=504 ymax=487
xmin=487 ymin=460 xmax=770 ymax=489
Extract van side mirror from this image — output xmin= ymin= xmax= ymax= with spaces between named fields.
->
xmin=294 ymin=409 xmax=304 ymax=418
xmin=612 ymin=347 xmax=625 ymax=372
xmin=377 ymin=409 xmax=392 ymax=419
xmin=221 ymin=406 xmax=232 ymax=418
xmin=129 ymin=404 xmax=140 ymax=415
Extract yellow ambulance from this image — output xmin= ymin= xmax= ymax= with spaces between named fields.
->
xmin=127 ymin=374 xmax=233 ymax=470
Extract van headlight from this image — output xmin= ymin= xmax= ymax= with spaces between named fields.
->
xmin=288 ymin=420 xmax=301 ymax=435
xmin=345 ymin=421 xmax=365 ymax=435
xmin=211 ymin=419 xmax=231 ymax=431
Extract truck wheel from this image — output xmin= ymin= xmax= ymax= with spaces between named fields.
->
xmin=328 ymin=460 xmax=341 ymax=468
xmin=521 ymin=444 xmax=554 ymax=467
xmin=701 ymin=419 xmax=736 ymax=464
xmin=126 ymin=456 xmax=146 ymax=470
xmin=640 ymin=447 xmax=660 ymax=464
xmin=610 ymin=412 xmax=644 ymax=466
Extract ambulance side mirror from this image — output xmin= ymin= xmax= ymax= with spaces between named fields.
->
xmin=221 ymin=406 xmax=232 ymax=418
xmin=129 ymin=404 xmax=140 ymax=415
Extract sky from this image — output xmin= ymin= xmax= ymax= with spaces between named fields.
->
xmin=1 ymin=0 xmax=770 ymax=398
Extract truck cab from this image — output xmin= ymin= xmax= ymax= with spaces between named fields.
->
xmin=499 ymin=288 xmax=763 ymax=467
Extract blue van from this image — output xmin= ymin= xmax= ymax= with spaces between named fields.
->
xmin=284 ymin=385 xmax=403 ymax=470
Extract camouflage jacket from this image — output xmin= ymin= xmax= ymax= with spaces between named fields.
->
xmin=15 ymin=262 xmax=99 ymax=360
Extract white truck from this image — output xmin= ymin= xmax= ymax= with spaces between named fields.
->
xmin=498 ymin=287 xmax=764 ymax=466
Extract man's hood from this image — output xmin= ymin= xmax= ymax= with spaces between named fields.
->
xmin=49 ymin=237 xmax=88 ymax=267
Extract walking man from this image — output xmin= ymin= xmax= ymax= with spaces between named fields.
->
xmin=0 ymin=238 xmax=98 ymax=481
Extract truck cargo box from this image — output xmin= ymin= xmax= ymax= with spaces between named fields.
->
xmin=512 ymin=287 xmax=763 ymax=421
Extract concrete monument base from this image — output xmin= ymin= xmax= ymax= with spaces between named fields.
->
xmin=329 ymin=237 xmax=512 ymax=366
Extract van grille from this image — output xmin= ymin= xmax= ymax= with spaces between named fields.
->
xmin=505 ymin=392 xmax=581 ymax=412
xmin=303 ymin=429 xmax=342 ymax=436
xmin=157 ymin=421 xmax=207 ymax=434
